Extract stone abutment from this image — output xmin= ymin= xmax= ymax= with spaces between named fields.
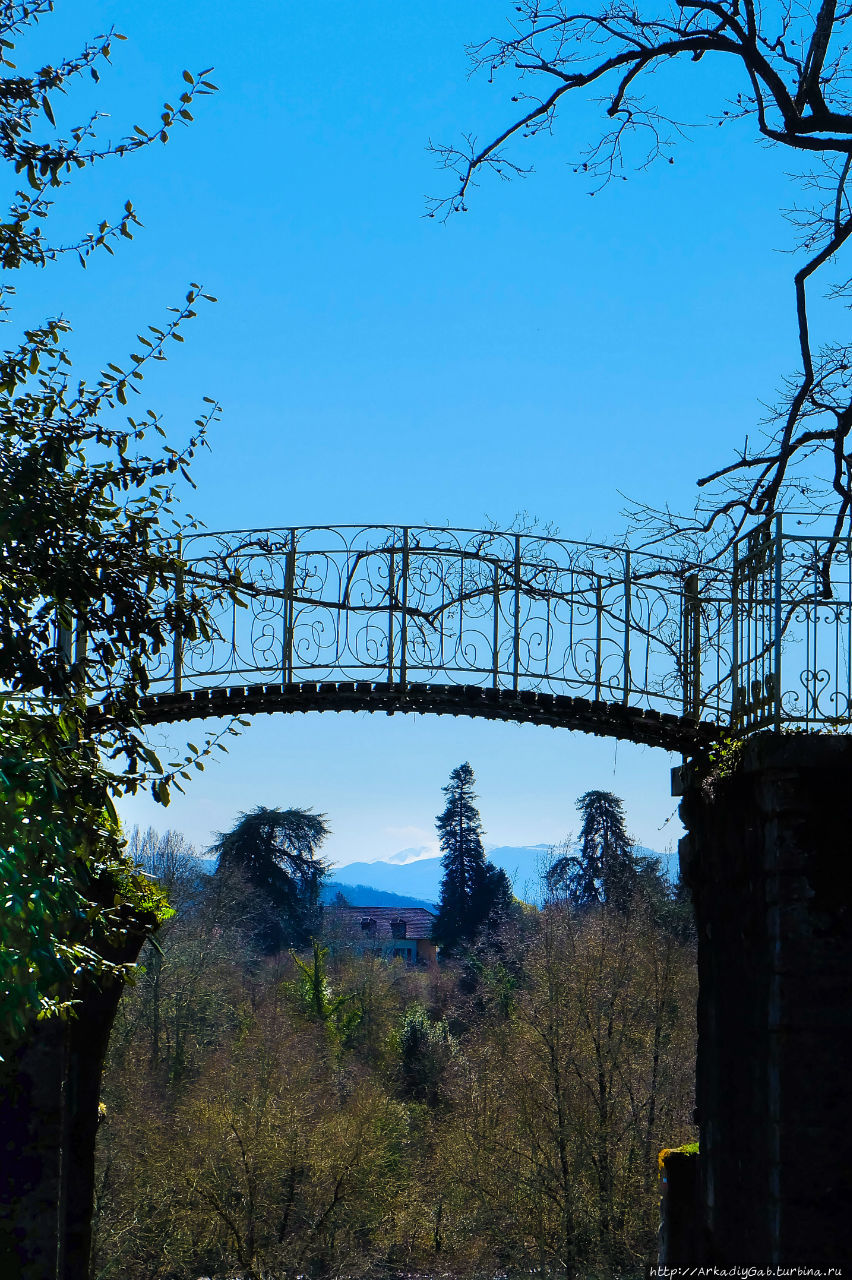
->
xmin=678 ymin=735 xmax=851 ymax=1267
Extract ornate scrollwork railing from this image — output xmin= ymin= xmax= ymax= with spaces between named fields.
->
xmin=72 ymin=521 xmax=848 ymax=737
xmin=135 ymin=525 xmax=710 ymax=717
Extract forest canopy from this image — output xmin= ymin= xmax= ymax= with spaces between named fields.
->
xmin=96 ymin=822 xmax=697 ymax=1279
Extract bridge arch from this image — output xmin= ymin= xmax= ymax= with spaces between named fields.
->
xmin=139 ymin=678 xmax=717 ymax=753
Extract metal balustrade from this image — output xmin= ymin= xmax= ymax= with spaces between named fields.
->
xmin=57 ymin=520 xmax=852 ymax=742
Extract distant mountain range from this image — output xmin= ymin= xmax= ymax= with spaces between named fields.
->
xmin=320 ymin=881 xmax=436 ymax=911
xmin=194 ymin=842 xmax=676 ymax=908
xmin=328 ymin=843 xmax=675 ymax=907
xmin=184 ymin=858 xmax=437 ymax=911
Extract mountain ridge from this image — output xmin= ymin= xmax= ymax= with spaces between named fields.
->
xmin=193 ymin=843 xmax=674 ymax=908
xmin=329 ymin=843 xmax=674 ymax=905
xmin=320 ymin=881 xmax=436 ymax=911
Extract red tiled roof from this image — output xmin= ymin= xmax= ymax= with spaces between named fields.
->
xmin=329 ymin=906 xmax=436 ymax=941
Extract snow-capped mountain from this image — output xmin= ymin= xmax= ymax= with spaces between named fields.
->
xmin=329 ymin=844 xmax=676 ymax=906
xmin=382 ymin=846 xmax=438 ymax=866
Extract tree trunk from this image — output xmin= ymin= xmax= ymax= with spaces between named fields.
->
xmin=0 ymin=917 xmax=153 ymax=1279
xmin=0 ymin=1018 xmax=70 ymax=1280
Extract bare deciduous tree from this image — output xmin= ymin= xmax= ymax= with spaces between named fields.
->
xmin=431 ymin=0 xmax=852 ymax=556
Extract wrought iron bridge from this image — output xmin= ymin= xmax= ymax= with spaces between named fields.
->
xmin=112 ymin=519 xmax=851 ymax=754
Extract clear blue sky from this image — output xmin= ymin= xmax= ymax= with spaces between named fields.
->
xmin=16 ymin=2 xmax=809 ymax=864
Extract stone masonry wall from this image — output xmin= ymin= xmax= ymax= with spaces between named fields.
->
xmin=678 ymin=735 xmax=851 ymax=1268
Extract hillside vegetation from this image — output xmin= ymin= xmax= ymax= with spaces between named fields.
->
xmin=92 ymin=835 xmax=696 ymax=1279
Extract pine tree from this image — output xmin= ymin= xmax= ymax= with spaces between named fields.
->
xmin=433 ymin=763 xmax=512 ymax=950
xmin=546 ymin=790 xmax=639 ymax=912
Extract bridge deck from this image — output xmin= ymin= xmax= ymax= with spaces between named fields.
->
xmin=138 ymin=680 xmax=720 ymax=753
xmin=65 ymin=520 xmax=851 ymax=745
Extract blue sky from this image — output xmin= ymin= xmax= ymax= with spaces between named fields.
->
xmin=15 ymin=2 xmax=812 ymax=864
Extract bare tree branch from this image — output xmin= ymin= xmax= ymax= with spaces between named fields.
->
xmin=432 ymin=0 xmax=852 ymax=556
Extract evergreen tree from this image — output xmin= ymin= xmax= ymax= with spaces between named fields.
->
xmin=634 ymin=852 xmax=672 ymax=914
xmin=397 ymin=1003 xmax=455 ymax=1103
xmin=433 ymin=763 xmax=512 ymax=950
xmin=211 ymin=806 xmax=330 ymax=951
xmin=641 ymin=863 xmax=696 ymax=942
xmin=546 ymin=790 xmax=639 ymax=912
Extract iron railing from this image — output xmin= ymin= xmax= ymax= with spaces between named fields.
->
xmin=729 ymin=518 xmax=852 ymax=732
xmin=135 ymin=526 xmax=690 ymax=713
xmin=57 ymin=521 xmax=852 ymax=736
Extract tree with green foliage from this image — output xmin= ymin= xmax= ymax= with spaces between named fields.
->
xmin=211 ymin=806 xmax=330 ymax=951
xmin=547 ymin=790 xmax=639 ymax=912
xmin=432 ymin=763 xmax=514 ymax=951
xmin=290 ymin=939 xmax=362 ymax=1045
xmin=641 ymin=864 xmax=696 ymax=942
xmin=0 ymin=7 xmax=222 ymax=1274
xmin=396 ymin=1002 xmax=456 ymax=1104
xmin=90 ymin=841 xmax=699 ymax=1278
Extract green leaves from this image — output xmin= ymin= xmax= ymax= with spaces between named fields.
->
xmin=290 ymin=939 xmax=363 ymax=1042
xmin=0 ymin=711 xmax=170 ymax=1044
xmin=0 ymin=11 xmax=223 ymax=1045
xmin=152 ymin=779 xmax=170 ymax=806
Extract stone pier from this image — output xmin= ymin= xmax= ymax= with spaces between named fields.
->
xmin=678 ymin=735 xmax=851 ymax=1267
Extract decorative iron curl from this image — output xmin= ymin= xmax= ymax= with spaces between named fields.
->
xmin=101 ymin=521 xmax=851 ymax=736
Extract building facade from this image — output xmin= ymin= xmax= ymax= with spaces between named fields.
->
xmin=328 ymin=906 xmax=438 ymax=966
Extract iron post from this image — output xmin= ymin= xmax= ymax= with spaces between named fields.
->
xmin=594 ymin=577 xmax=602 ymax=700
xmin=492 ymin=562 xmax=500 ymax=689
xmin=773 ymin=515 xmax=782 ymax=731
xmin=513 ymin=535 xmax=521 ymax=692
xmin=387 ymin=546 xmax=395 ymax=685
xmin=731 ymin=541 xmax=740 ymax=729
xmin=400 ymin=528 xmax=408 ymax=690
xmin=622 ymin=551 xmax=631 ymax=705
xmin=173 ymin=536 xmax=183 ymax=695
xmin=283 ymin=529 xmax=296 ymax=683
xmin=682 ymin=572 xmax=701 ymax=721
